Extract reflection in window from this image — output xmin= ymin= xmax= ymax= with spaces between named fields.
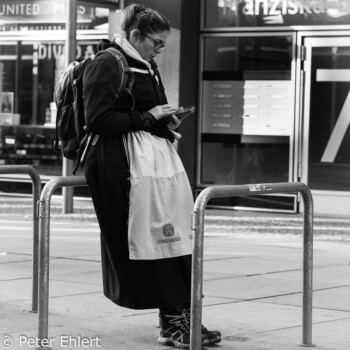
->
xmin=204 ymin=0 xmax=350 ymax=28
xmin=203 ymin=36 xmax=292 ymax=78
xmin=0 ymin=40 xmax=97 ymax=125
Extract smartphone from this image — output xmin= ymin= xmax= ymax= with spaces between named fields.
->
xmin=173 ymin=106 xmax=195 ymax=121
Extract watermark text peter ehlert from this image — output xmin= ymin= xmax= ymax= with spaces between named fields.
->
xmin=0 ymin=335 xmax=101 ymax=348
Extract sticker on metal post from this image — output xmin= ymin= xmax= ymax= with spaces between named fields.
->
xmin=248 ymin=183 xmax=273 ymax=192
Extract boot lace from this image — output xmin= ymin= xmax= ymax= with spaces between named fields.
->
xmin=183 ymin=308 xmax=205 ymax=331
xmin=167 ymin=314 xmax=190 ymax=333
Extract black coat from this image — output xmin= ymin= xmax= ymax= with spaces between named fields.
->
xmin=82 ymin=42 xmax=191 ymax=309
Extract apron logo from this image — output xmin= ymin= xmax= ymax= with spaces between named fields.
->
xmin=163 ymin=224 xmax=174 ymax=237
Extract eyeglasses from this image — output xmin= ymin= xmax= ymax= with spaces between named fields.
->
xmin=143 ymin=33 xmax=166 ymax=51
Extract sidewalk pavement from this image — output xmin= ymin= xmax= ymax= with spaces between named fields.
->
xmin=1 ymin=198 xmax=350 ymax=349
xmin=0 ymin=196 xmax=349 ymax=238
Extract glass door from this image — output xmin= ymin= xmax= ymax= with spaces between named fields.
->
xmin=302 ymin=36 xmax=350 ymax=216
xmin=197 ymin=33 xmax=297 ymax=212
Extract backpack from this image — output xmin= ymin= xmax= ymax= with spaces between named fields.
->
xmin=54 ymin=46 xmax=134 ymax=173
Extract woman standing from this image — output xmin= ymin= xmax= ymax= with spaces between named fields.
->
xmin=83 ymin=4 xmax=221 ymax=348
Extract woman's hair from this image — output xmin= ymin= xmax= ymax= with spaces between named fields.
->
xmin=121 ymin=3 xmax=170 ymax=39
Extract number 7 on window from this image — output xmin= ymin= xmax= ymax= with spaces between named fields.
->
xmin=316 ymin=69 xmax=350 ymax=163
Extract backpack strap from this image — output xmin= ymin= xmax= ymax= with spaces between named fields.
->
xmin=126 ymin=67 xmax=135 ymax=94
xmin=104 ymin=47 xmax=135 ymax=109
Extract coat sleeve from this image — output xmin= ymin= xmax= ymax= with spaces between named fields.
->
xmin=83 ymin=52 xmax=144 ymax=137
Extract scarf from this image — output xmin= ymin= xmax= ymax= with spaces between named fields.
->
xmin=114 ymin=34 xmax=154 ymax=76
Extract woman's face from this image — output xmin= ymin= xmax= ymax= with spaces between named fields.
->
xmin=131 ymin=30 xmax=169 ymax=62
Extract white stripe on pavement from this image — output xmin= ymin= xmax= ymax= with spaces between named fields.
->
xmin=0 ymin=234 xmax=99 ymax=241
xmin=0 ymin=226 xmax=100 ymax=232
xmin=0 ymin=219 xmax=99 ymax=226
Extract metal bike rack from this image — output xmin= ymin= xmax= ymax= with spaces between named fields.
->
xmin=36 ymin=175 xmax=87 ymax=349
xmin=190 ymin=182 xmax=314 ymax=349
xmin=0 ymin=165 xmax=41 ymax=312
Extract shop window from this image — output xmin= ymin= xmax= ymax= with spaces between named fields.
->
xmin=0 ymin=39 xmax=98 ymax=185
xmin=198 ymin=34 xmax=295 ymax=211
xmin=203 ymin=36 xmax=292 ymax=74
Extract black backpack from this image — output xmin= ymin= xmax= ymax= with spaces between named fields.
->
xmin=55 ymin=46 xmax=134 ymax=173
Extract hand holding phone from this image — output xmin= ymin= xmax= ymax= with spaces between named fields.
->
xmin=173 ymin=106 xmax=195 ymax=121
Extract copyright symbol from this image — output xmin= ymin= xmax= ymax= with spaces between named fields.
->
xmin=0 ymin=336 xmax=13 ymax=348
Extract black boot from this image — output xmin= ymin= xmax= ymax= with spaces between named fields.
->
xmin=158 ymin=308 xmax=209 ymax=349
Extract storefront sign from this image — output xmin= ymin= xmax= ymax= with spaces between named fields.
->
xmin=0 ymin=0 xmax=114 ymax=31
xmin=36 ymin=43 xmax=96 ymax=60
xmin=209 ymin=0 xmax=350 ymax=27
xmin=0 ymin=0 xmax=87 ymax=20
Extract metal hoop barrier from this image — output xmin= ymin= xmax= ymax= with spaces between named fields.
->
xmin=0 ymin=165 xmax=41 ymax=312
xmin=37 ymin=175 xmax=87 ymax=349
xmin=190 ymin=182 xmax=314 ymax=349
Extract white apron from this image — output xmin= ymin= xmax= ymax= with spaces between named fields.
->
xmin=124 ymin=131 xmax=193 ymax=260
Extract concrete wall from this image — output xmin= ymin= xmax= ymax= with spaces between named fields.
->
xmin=177 ymin=0 xmax=200 ymax=190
